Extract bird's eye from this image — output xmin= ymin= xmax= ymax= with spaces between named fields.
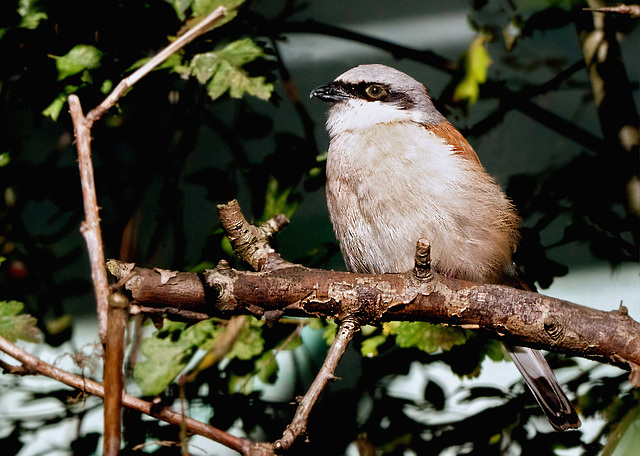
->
xmin=365 ymin=84 xmax=387 ymax=99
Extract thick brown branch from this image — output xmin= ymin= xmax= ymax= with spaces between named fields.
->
xmin=107 ymin=259 xmax=640 ymax=384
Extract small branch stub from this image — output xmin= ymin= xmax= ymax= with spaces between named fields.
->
xmin=413 ymin=238 xmax=432 ymax=279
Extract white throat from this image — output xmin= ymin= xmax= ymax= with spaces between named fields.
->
xmin=326 ymin=99 xmax=427 ymax=137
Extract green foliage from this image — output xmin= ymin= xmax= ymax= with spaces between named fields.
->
xmin=38 ymin=0 xmax=269 ymax=121
xmin=41 ymin=45 xmax=106 ymax=120
xmin=191 ymin=0 xmax=246 ymax=29
xmin=261 ymin=174 xmax=299 ymax=221
xmin=602 ymin=403 xmax=640 ymax=456
xmin=384 ymin=321 xmax=469 ymax=353
xmin=134 ymin=317 xmax=267 ymax=395
xmin=17 ymin=0 xmax=47 ymax=30
xmin=189 ymin=38 xmax=273 ymax=101
xmin=134 ymin=319 xmax=217 ymax=395
xmin=0 ymin=301 xmax=40 ymax=343
xmin=52 ymin=45 xmax=105 ymax=81
xmin=207 ymin=316 xmax=264 ymax=360
xmin=360 ymin=334 xmax=387 ymax=357
xmin=453 ymin=35 xmax=492 ymax=105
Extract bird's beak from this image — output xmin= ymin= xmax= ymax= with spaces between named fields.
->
xmin=310 ymin=83 xmax=349 ymax=104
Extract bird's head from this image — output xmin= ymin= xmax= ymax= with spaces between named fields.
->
xmin=310 ymin=64 xmax=445 ymax=136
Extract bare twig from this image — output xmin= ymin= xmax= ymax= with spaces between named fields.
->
xmin=274 ymin=317 xmax=360 ymax=451
xmin=66 ymin=7 xmax=229 ymax=454
xmin=0 ymin=335 xmax=252 ymax=455
xmin=584 ymin=3 xmax=640 ymax=18
xmin=67 ymin=6 xmax=228 ymax=338
xmin=68 ymin=95 xmax=111 ymax=343
xmin=217 ymin=200 xmax=291 ymax=272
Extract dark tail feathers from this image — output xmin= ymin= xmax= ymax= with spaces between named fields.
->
xmin=506 ymin=344 xmax=581 ymax=431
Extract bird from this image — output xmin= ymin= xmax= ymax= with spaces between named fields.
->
xmin=310 ymin=63 xmax=580 ymax=431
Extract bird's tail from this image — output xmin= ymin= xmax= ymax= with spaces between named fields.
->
xmin=505 ymin=344 xmax=581 ymax=431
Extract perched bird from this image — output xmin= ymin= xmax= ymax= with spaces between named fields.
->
xmin=311 ymin=64 xmax=580 ymax=431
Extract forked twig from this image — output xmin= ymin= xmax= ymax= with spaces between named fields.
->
xmin=0 ymin=334 xmax=251 ymax=454
xmin=66 ymin=6 xmax=228 ymax=455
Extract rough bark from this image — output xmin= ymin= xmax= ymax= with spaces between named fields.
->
xmin=107 ymin=257 xmax=640 ymax=385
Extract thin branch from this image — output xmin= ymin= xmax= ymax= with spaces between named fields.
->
xmin=0 ymin=335 xmax=254 ymax=455
xmin=584 ymin=4 xmax=640 ymax=18
xmin=66 ymin=7 xmax=229 ymax=454
xmin=271 ymin=20 xmax=459 ymax=73
xmin=275 ymin=20 xmax=608 ymax=153
xmin=274 ymin=317 xmax=360 ymax=451
xmin=86 ymin=6 xmax=228 ymax=124
xmin=68 ymin=95 xmax=111 ymax=343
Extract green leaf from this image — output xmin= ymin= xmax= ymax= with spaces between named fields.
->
xmin=384 ymin=321 xmax=468 ymax=353
xmin=52 ymin=45 xmax=105 ymax=81
xmin=453 ymin=35 xmax=492 ymax=105
xmin=220 ymin=236 xmax=235 ymax=258
xmin=228 ymin=372 xmax=254 ymax=395
xmin=192 ymin=0 xmax=245 ymax=15
xmin=0 ymin=300 xmax=40 ymax=343
xmin=278 ymin=332 xmax=302 ymax=351
xmin=603 ymin=404 xmax=640 ymax=456
xmin=100 ymin=79 xmax=113 ymax=94
xmin=134 ymin=319 xmax=221 ymax=395
xmin=261 ymin=175 xmax=299 ymax=222
xmin=186 ymin=260 xmax=216 ymax=273
xmin=127 ymin=53 xmax=186 ymax=74
xmin=322 ymin=319 xmax=338 ymax=345
xmin=42 ymin=85 xmax=81 ymax=121
xmin=185 ymin=0 xmax=246 ymax=37
xmin=224 ymin=317 xmax=265 ymax=360
xmin=255 ymin=351 xmax=279 ymax=384
xmin=483 ymin=339 xmax=506 ymax=362
xmin=18 ymin=0 xmax=48 ymax=29
xmin=166 ymin=0 xmax=195 ymax=20
xmin=189 ymin=38 xmax=273 ymax=101
xmin=0 ymin=152 xmax=10 ymax=167
xmin=308 ymin=318 xmax=326 ymax=331
xmin=42 ymin=93 xmax=68 ymax=121
xmin=361 ymin=334 xmax=388 ymax=357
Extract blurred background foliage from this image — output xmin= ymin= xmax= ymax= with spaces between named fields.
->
xmin=0 ymin=0 xmax=638 ymax=455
